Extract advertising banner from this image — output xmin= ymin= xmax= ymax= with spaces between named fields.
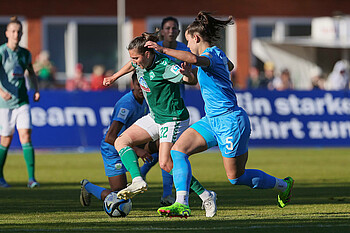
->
xmin=9 ymin=90 xmax=350 ymax=149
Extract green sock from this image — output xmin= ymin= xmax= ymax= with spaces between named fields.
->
xmin=119 ymin=146 xmax=141 ymax=179
xmin=22 ymin=142 xmax=35 ymax=179
xmin=0 ymin=145 xmax=9 ymax=178
xmin=169 ymin=169 xmax=205 ymax=195
xmin=190 ymin=175 xmax=205 ymax=195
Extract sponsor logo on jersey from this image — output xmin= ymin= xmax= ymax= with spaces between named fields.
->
xmin=170 ymin=65 xmax=180 ymax=75
xmin=138 ymin=76 xmax=151 ymax=92
xmin=13 ymin=64 xmax=24 ymax=78
xmin=117 ymin=108 xmax=129 ymax=120
xmin=149 ymin=71 xmax=155 ymax=80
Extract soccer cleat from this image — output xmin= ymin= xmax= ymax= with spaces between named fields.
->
xmin=160 ymin=195 xmax=175 ymax=207
xmin=157 ymin=202 xmax=191 ymax=218
xmin=277 ymin=177 xmax=294 ymax=208
xmin=27 ymin=179 xmax=40 ymax=188
xmin=0 ymin=178 xmax=10 ymax=188
xmin=201 ymin=190 xmax=217 ymax=217
xmin=117 ymin=179 xmax=148 ymax=200
xmin=80 ymin=179 xmax=91 ymax=207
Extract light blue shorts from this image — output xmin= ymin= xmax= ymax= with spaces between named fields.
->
xmin=190 ymin=107 xmax=251 ymax=158
xmin=100 ymin=140 xmax=127 ymax=177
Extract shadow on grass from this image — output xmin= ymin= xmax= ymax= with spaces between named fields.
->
xmin=1 ymin=181 xmax=349 ymax=215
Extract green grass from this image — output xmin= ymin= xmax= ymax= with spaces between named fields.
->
xmin=1 ymin=148 xmax=350 ymax=232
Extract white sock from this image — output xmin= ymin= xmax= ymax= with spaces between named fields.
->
xmin=199 ymin=189 xmax=210 ymax=201
xmin=132 ymin=176 xmax=143 ymax=183
xmin=176 ymin=191 xmax=189 ymax=205
xmin=274 ymin=178 xmax=287 ymax=192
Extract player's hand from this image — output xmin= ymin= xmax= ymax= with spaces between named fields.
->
xmin=0 ymin=91 xmax=12 ymax=101
xmin=180 ymin=62 xmax=192 ymax=76
xmin=144 ymin=41 xmax=164 ymax=53
xmin=133 ymin=147 xmax=153 ymax=163
xmin=103 ymin=76 xmax=115 ymax=86
xmin=33 ymin=91 xmax=40 ymax=102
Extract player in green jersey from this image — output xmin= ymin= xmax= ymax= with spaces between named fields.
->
xmin=103 ymin=32 xmax=218 ymax=217
xmin=0 ymin=16 xmax=40 ymax=188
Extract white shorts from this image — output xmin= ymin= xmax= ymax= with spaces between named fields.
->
xmin=134 ymin=114 xmax=189 ymax=143
xmin=0 ymin=104 xmax=32 ymax=136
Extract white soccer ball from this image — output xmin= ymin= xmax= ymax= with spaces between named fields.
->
xmin=103 ymin=192 xmax=132 ymax=217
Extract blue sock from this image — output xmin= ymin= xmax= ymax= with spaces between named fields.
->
xmin=171 ymin=150 xmax=192 ymax=193
xmin=140 ymin=153 xmax=159 ymax=178
xmin=85 ymin=182 xmax=106 ymax=200
xmin=161 ymin=169 xmax=173 ymax=197
xmin=229 ymin=169 xmax=276 ymax=189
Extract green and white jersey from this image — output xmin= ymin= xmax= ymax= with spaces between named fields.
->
xmin=0 ymin=43 xmax=31 ymax=109
xmin=133 ymin=53 xmax=189 ymax=124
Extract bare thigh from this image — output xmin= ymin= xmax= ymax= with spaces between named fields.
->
xmin=114 ymin=124 xmax=152 ymax=151
xmin=172 ymin=128 xmax=208 ymax=156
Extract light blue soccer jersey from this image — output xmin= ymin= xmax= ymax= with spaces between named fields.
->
xmin=198 ymin=46 xmax=238 ymax=117
xmin=100 ymin=91 xmax=148 ymax=177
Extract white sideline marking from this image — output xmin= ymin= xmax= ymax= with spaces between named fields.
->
xmin=1 ymin=224 xmax=350 ymax=232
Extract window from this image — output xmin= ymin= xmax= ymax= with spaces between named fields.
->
xmin=42 ymin=17 xmax=130 ymax=84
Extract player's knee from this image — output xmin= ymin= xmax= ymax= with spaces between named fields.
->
xmin=159 ymin=162 xmax=171 ymax=173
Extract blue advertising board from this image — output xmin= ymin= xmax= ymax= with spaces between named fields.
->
xmin=9 ymin=89 xmax=350 ymax=149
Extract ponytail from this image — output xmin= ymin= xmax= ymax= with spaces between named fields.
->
xmin=187 ymin=11 xmax=233 ymax=45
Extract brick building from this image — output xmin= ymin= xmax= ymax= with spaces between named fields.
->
xmin=1 ymin=0 xmax=350 ymax=89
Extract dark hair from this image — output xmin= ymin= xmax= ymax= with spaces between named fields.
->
xmin=7 ymin=16 xmax=22 ymax=29
xmin=127 ymin=32 xmax=159 ymax=54
xmin=186 ymin=11 xmax=233 ymax=45
xmin=131 ymin=71 xmax=137 ymax=82
xmin=161 ymin=16 xmax=179 ymax=29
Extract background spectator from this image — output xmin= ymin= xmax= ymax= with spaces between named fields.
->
xmin=33 ymin=50 xmax=56 ymax=89
xmin=325 ymin=60 xmax=349 ymax=91
xmin=274 ymin=68 xmax=293 ymax=91
xmin=65 ymin=63 xmax=90 ymax=91
xmin=310 ymin=66 xmax=325 ymax=90
xmin=246 ymin=66 xmax=260 ymax=89
xmin=259 ymin=61 xmax=276 ymax=90
xmin=90 ymin=64 xmax=106 ymax=91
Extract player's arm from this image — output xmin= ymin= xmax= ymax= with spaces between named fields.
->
xmin=145 ymin=41 xmax=210 ymax=67
xmin=103 ymin=61 xmax=135 ymax=86
xmin=105 ymin=120 xmax=124 ymax=145
xmin=26 ymin=63 xmax=40 ymax=102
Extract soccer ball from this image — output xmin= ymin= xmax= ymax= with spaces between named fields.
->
xmin=103 ymin=192 xmax=132 ymax=217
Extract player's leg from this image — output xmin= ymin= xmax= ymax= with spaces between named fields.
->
xmin=16 ymin=105 xmax=38 ymax=188
xmin=80 ymin=146 xmax=128 ymax=206
xmin=220 ymin=109 xmax=294 ymax=208
xmin=0 ymin=108 xmax=15 ymax=188
xmin=159 ymin=117 xmax=217 ymax=217
xmin=115 ymin=115 xmax=157 ymax=199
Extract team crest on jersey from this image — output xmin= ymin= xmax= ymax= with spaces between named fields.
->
xmin=138 ymin=76 xmax=151 ymax=92
xmin=170 ymin=65 xmax=181 ymax=75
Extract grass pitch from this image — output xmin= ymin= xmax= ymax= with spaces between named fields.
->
xmin=0 ymin=148 xmax=349 ymax=232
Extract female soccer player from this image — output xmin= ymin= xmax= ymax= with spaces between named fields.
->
xmin=146 ymin=11 xmax=294 ymax=217
xmin=0 ymin=16 xmax=40 ymax=188
xmin=103 ymin=32 xmax=217 ymax=217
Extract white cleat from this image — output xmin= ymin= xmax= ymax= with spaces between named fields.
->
xmin=80 ymin=179 xmax=91 ymax=207
xmin=117 ymin=179 xmax=148 ymax=200
xmin=160 ymin=195 xmax=175 ymax=207
xmin=202 ymin=190 xmax=217 ymax=217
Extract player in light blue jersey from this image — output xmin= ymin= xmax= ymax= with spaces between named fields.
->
xmin=147 ymin=11 xmax=294 ymax=218
xmin=80 ymin=73 xmax=173 ymax=206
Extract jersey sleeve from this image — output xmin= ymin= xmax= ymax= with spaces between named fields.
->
xmin=163 ymin=63 xmax=184 ymax=83
xmin=111 ymin=101 xmax=134 ymax=125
